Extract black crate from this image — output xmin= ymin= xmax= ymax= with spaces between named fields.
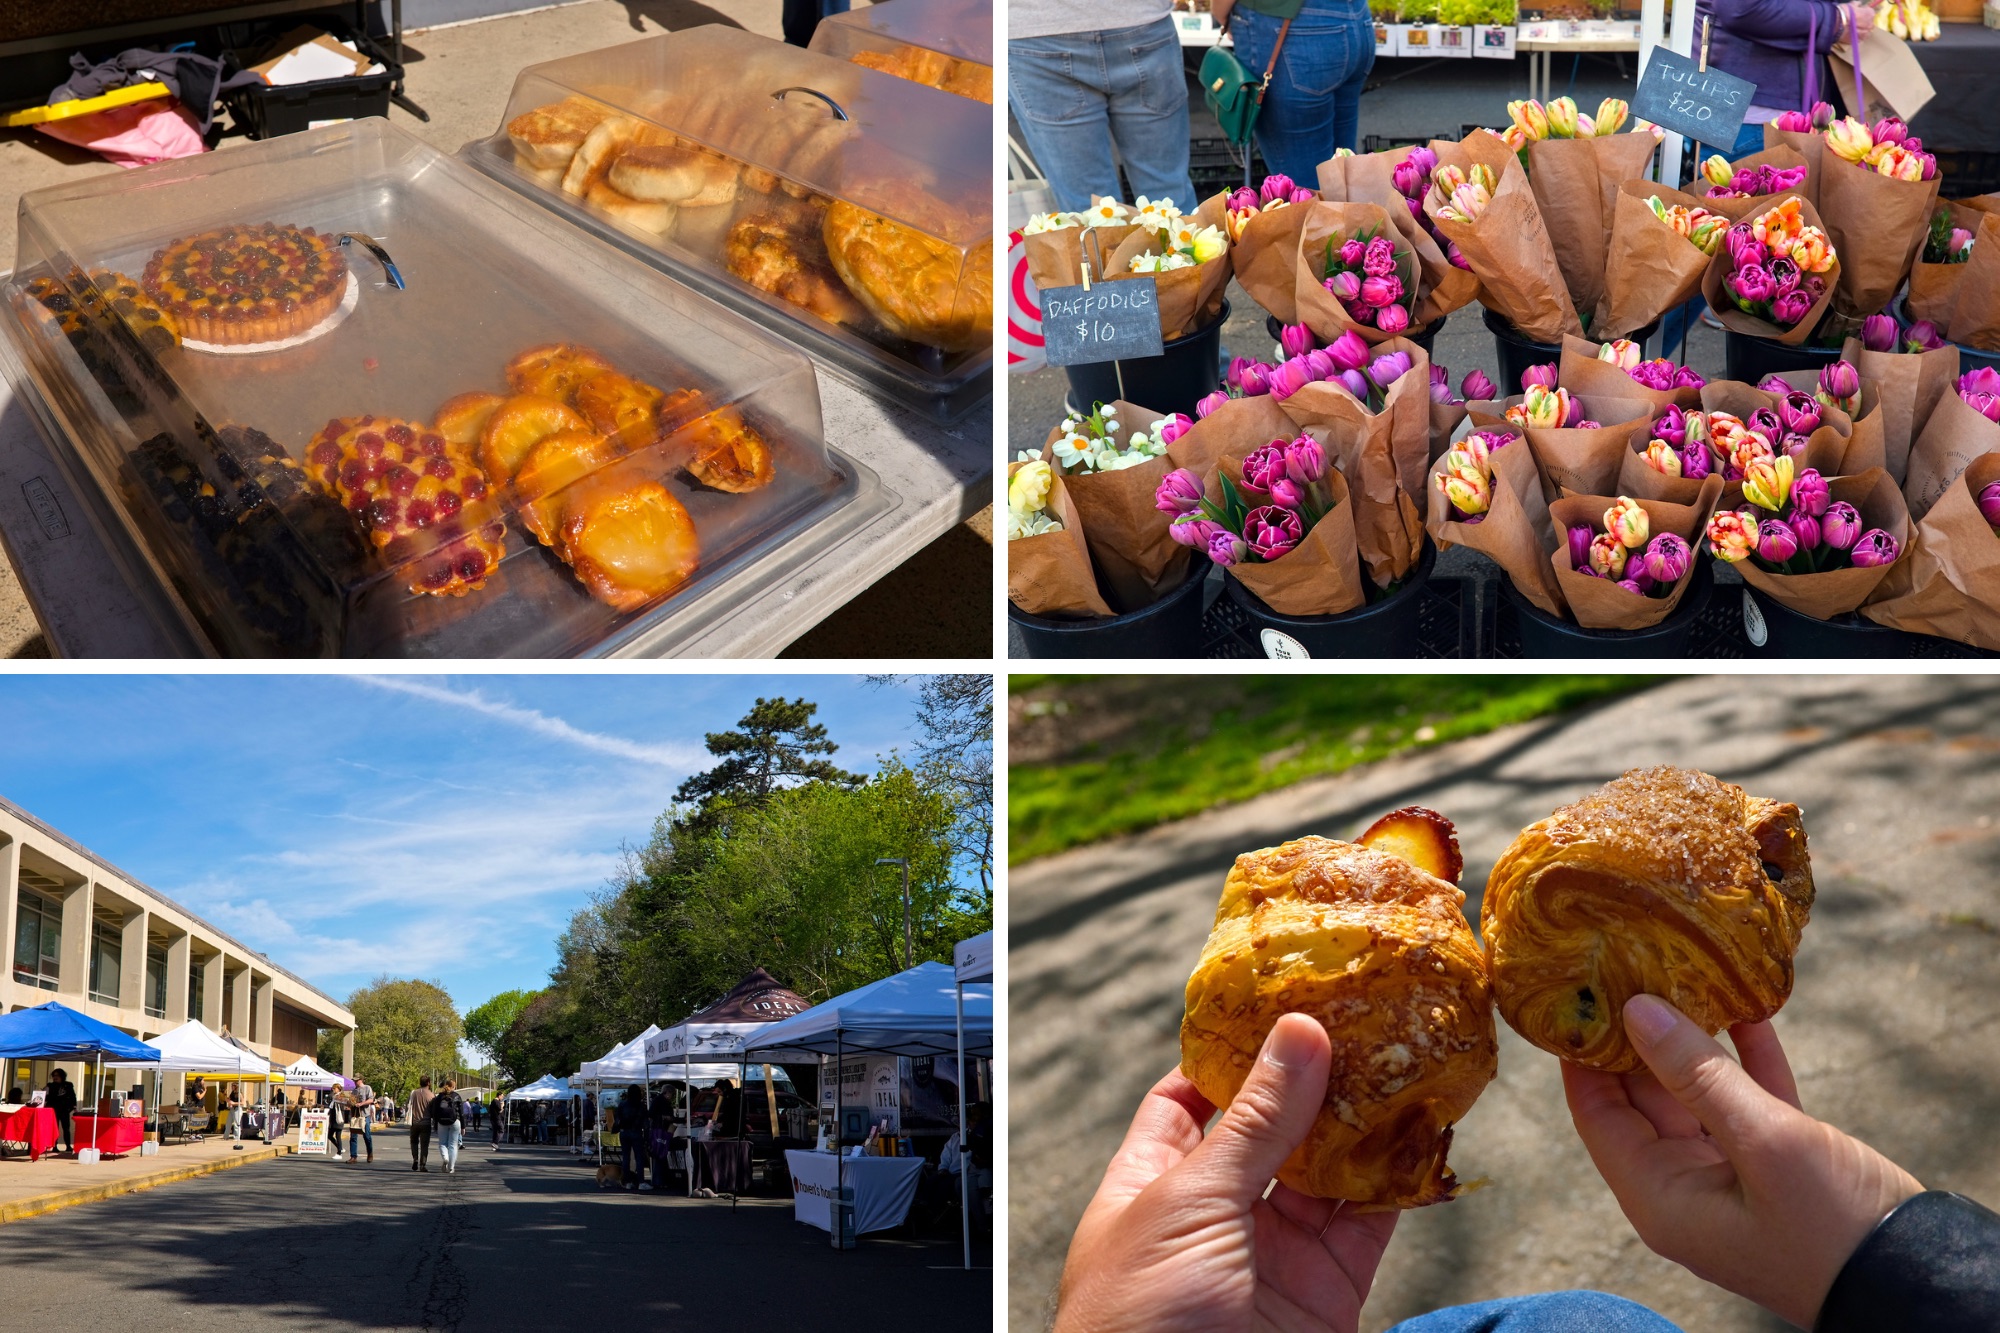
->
xmin=1934 ymin=150 xmax=2000 ymax=201
xmin=1362 ymin=133 xmax=1438 ymax=153
xmin=224 ymin=22 xmax=399 ymax=140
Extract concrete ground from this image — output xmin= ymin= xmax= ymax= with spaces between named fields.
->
xmin=0 ymin=1131 xmax=290 ymax=1222
xmin=0 ymin=0 xmax=991 ymax=658
xmin=1009 ymin=675 xmax=2000 ymax=1332
xmin=0 ymin=1130 xmax=990 ymax=1328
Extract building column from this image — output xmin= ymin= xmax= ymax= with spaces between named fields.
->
xmin=253 ymin=976 xmax=274 ymax=1051
xmin=119 ymin=908 xmax=147 ymax=1019
xmin=201 ymin=953 xmax=225 ymax=1029
xmin=341 ymin=1029 xmax=355 ymax=1079
xmin=56 ymin=880 xmax=90 ymax=998
xmin=0 ymin=838 xmax=18 ymax=988
xmin=165 ymin=931 xmax=191 ymax=1025
xmin=228 ymin=962 xmax=251 ymax=1040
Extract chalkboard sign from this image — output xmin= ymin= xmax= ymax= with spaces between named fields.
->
xmin=1631 ymin=47 xmax=1755 ymax=150
xmin=1038 ymin=276 xmax=1165 ymax=367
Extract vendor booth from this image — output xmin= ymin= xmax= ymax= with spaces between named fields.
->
xmin=0 ymin=1001 xmax=160 ymax=1161
xmin=104 ymin=1018 xmax=275 ymax=1145
xmin=574 ymin=1024 xmax=660 ymax=1160
xmin=952 ymin=932 xmax=993 ymax=1269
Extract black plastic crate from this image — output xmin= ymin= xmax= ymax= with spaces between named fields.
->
xmin=1200 ymin=572 xmax=1472 ymax=658
xmin=1189 ymin=135 xmax=1266 ymax=198
xmin=1362 ymin=133 xmax=1438 ymax=153
xmin=1934 ymin=150 xmax=2000 ymax=201
xmin=224 ymin=23 xmax=399 ymax=140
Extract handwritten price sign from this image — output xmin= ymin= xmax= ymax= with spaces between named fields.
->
xmin=1632 ymin=47 xmax=1755 ymax=150
xmin=1037 ymin=276 xmax=1165 ymax=367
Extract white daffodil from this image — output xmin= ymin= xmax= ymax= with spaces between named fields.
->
xmin=1051 ymin=432 xmax=1092 ymax=470
xmin=1009 ymin=509 xmax=1061 ymax=538
xmin=1083 ymin=200 xmax=1129 ymax=227
xmin=1022 ymin=211 xmax=1080 ymax=235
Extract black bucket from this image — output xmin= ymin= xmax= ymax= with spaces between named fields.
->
xmin=1482 ymin=307 xmax=1661 ymax=396
xmin=1504 ymin=557 xmax=1714 ymax=657
xmin=1221 ymin=541 xmax=1435 ymax=658
xmin=1722 ymin=330 xmax=1845 ymax=383
xmin=1064 ymin=301 xmax=1229 ymax=420
xmin=1263 ymin=313 xmax=1442 ymax=359
xmin=1739 ymin=583 xmax=1911 ymax=657
xmin=1009 ymin=558 xmax=1210 ymax=658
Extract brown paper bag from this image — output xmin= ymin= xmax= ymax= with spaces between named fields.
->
xmin=1828 ymin=25 xmax=1936 ymax=127
xmin=1006 ymin=463 xmax=1116 ymax=619
xmin=1103 ymin=193 xmax=1235 ymax=339
xmin=1293 ymin=200 xmax=1423 ymax=348
xmin=1596 ymin=181 xmax=1720 ymax=340
xmin=1430 ymin=398 xmax=1469 ymax=465
xmin=1471 ymin=393 xmax=1657 ymax=497
xmin=1695 ymin=144 xmax=1814 ymax=221
xmin=1931 ymin=207 xmax=2000 ymax=353
xmin=1172 ymin=393 xmax=1300 ymax=484
xmin=1903 ymin=201 xmax=1978 ymax=335
xmin=1210 ymin=453 xmax=1367 ymax=617
xmin=1558 ymin=334 xmax=1704 ymax=412
xmin=1762 ymin=126 xmax=1825 ymax=209
xmin=1734 ymin=468 xmax=1910 ymax=617
xmin=1841 ymin=336 xmax=1960 ymax=482
xmin=1547 ymin=479 xmax=1724 ymax=630
xmin=1816 ymin=153 xmax=1938 ymax=319
xmin=1862 ymin=452 xmax=2000 ymax=645
xmin=1230 ymin=201 xmax=1313 ymax=327
xmin=1426 ymin=430 xmax=1565 ymax=616
xmin=1024 ymin=215 xmax=1141 ymax=293
xmin=1901 ymin=388 xmax=2000 ymax=519
xmin=1527 ymin=131 xmax=1661 ymax=329
xmin=1616 ymin=433 xmax=1744 ymax=510
xmin=1330 ymin=143 xmax=1482 ymax=328
xmin=1042 ymin=402 xmax=1189 ymax=612
xmin=1699 ymin=193 xmax=1842 ymax=346
xmin=1426 ymin=132 xmax=1582 ymax=343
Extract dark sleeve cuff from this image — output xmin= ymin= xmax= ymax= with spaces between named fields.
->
xmin=1817 ymin=1191 xmax=2000 ymax=1333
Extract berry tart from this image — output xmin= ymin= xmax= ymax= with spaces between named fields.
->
xmin=143 ymin=223 xmax=349 ymax=347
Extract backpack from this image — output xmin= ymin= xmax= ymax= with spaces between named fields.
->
xmin=431 ymin=1092 xmax=461 ymax=1126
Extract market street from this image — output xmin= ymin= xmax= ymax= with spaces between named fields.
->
xmin=0 ymin=1133 xmax=989 ymax=1329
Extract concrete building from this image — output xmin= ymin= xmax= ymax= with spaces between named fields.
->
xmin=0 ymin=796 xmax=355 ymax=1099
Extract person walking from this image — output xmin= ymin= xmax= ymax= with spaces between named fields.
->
xmin=430 ymin=1078 xmax=466 ymax=1175
xmin=326 ymin=1088 xmax=347 ymax=1161
xmin=353 ymin=1080 xmax=376 ymax=1163
xmin=407 ymin=1076 xmax=435 ymax=1173
xmin=1009 ymin=0 xmax=1195 ymax=214
xmin=490 ymin=1096 xmax=504 ymax=1150
xmin=224 ymin=1083 xmax=243 ymax=1141
xmin=44 ymin=1069 xmax=77 ymax=1155
xmin=1219 ymin=0 xmax=1377 ymax=183
xmin=617 ymin=1085 xmax=649 ymax=1192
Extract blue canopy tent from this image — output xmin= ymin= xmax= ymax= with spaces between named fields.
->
xmin=0 ymin=1002 xmax=159 ymax=1157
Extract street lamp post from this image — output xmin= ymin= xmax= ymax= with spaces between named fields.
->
xmin=876 ymin=857 xmax=910 ymax=968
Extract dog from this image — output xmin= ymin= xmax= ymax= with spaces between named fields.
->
xmin=595 ymin=1163 xmax=625 ymax=1190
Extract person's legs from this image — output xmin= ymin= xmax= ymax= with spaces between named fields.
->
xmin=56 ymin=1112 xmax=71 ymax=1153
xmin=1009 ymin=32 xmax=1124 ymax=213
xmin=363 ymin=1122 xmax=373 ymax=1162
xmin=412 ymin=1123 xmax=430 ymax=1171
xmin=1234 ymin=0 xmax=1374 ymax=185
xmin=439 ymin=1123 xmax=461 ymax=1172
xmin=622 ymin=1135 xmax=643 ymax=1189
xmin=1325 ymin=4 xmax=1375 ymax=158
xmin=1101 ymin=17 xmax=1194 ymax=208
xmin=1386 ymin=1291 xmax=1689 ymax=1333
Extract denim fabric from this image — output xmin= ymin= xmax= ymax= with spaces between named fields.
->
xmin=437 ymin=1122 xmax=463 ymax=1170
xmin=1229 ymin=0 xmax=1374 ymax=184
xmin=781 ymin=0 xmax=850 ymax=49
xmin=1009 ymin=17 xmax=1195 ymax=213
xmin=1658 ymin=117 xmax=1771 ymax=357
xmin=1388 ymin=1291 xmax=1689 ymax=1333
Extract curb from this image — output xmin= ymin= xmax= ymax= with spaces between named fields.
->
xmin=0 ymin=1143 xmax=296 ymax=1225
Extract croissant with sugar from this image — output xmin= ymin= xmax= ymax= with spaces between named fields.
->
xmin=1180 ymin=809 xmax=1497 ymax=1209
xmin=1483 ymin=765 xmax=1814 ymax=1073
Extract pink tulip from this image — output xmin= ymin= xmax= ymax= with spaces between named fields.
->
xmin=1239 ymin=363 xmax=1272 ymax=396
xmin=1756 ymin=519 xmax=1798 ymax=564
xmin=1195 ymin=389 xmax=1230 ymax=419
xmin=1862 ymin=314 xmax=1898 ymax=352
xmin=1850 ymin=529 xmax=1900 ymax=567
xmin=1240 ymin=442 xmax=1289 ymax=495
xmin=1905 ymin=321 xmax=1945 ymax=352
xmin=1822 ymin=501 xmax=1862 ymax=550
xmin=1328 ymin=330 xmax=1371 ymax=373
xmin=1326 ymin=270 xmax=1362 ymax=303
xmin=1305 ymin=348 xmax=1337 ymax=381
xmin=1461 ymin=369 xmax=1497 ymax=401
xmin=1521 ymin=363 xmax=1560 ymax=391
xmin=1339 ymin=238 xmax=1367 ymax=269
xmin=1673 ymin=364 xmax=1707 ymax=389
xmin=1359 ymin=274 xmax=1403 ymax=309
xmin=1280 ymin=323 xmax=1317 ymax=360
xmin=1284 ymin=436 xmax=1327 ymax=485
xmin=1244 ymin=505 xmax=1304 ymax=560
xmin=1789 ymin=511 xmax=1821 ymax=551
xmin=1169 ymin=515 xmax=1221 ymax=548
xmin=1259 ymin=173 xmax=1297 ymax=204
xmin=1642 ymin=532 xmax=1691 ymax=584
xmin=1770 ymin=290 xmax=1813 ymax=328
xmin=1157 ymin=413 xmax=1194 ymax=446
xmin=1154 ymin=468 xmax=1205 ymax=514
xmin=1363 ymin=235 xmax=1398 ymax=277
xmin=1977 ymin=481 xmax=2000 ymax=527
xmin=1268 ymin=358 xmax=1312 ymax=400
xmin=1267 ymin=477 xmax=1304 ymax=509
xmin=1376 ymin=303 xmax=1410 ymax=334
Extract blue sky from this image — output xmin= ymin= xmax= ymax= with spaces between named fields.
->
xmin=0 ymin=674 xmax=934 ymax=1031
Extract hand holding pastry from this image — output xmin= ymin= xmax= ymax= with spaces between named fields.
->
xmin=1565 ymin=995 xmax=1921 ymax=1330
xmin=1055 ymin=1016 xmax=1398 ymax=1333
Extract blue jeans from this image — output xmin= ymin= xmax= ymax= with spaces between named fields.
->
xmin=1388 ymin=1291 xmax=1687 ymax=1332
xmin=1231 ymin=0 xmax=1376 ymax=185
xmin=436 ymin=1122 xmax=462 ymax=1170
xmin=1659 ymin=118 xmax=1771 ymax=357
xmin=1009 ymin=18 xmax=1195 ymax=213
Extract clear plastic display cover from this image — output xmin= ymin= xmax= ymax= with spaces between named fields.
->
xmin=460 ymin=26 xmax=991 ymax=414
xmin=808 ymin=0 xmax=993 ymax=99
xmin=2 ymin=118 xmax=877 ymax=657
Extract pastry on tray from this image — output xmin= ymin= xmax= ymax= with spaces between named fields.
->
xmin=1181 ymin=808 xmax=1497 ymax=1209
xmin=507 ymin=95 xmax=615 ymax=177
xmin=1483 ymin=766 xmax=1815 ymax=1072
xmin=725 ymin=205 xmax=873 ymax=330
xmin=559 ymin=474 xmax=700 ymax=612
xmin=823 ymin=183 xmax=992 ymax=352
xmin=142 ymin=223 xmax=347 ymax=347
xmin=849 ymin=45 xmax=993 ymax=103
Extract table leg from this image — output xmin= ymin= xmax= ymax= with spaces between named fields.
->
xmin=386 ymin=0 xmax=431 ymax=123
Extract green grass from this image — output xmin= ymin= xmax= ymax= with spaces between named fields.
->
xmin=1009 ymin=675 xmax=1655 ymax=863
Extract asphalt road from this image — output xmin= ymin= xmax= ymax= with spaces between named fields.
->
xmin=1010 ymin=675 xmax=2000 ymax=1332
xmin=0 ymin=1131 xmax=989 ymax=1329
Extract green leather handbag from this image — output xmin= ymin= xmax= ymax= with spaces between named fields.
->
xmin=1199 ymin=16 xmax=1292 ymax=146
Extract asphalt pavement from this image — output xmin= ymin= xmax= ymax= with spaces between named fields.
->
xmin=1010 ymin=675 xmax=2000 ymax=1332
xmin=0 ymin=1130 xmax=989 ymax=1329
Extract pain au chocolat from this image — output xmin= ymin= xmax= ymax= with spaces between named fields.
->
xmin=1482 ymin=766 xmax=1814 ymax=1073
xmin=1181 ymin=809 xmax=1496 ymax=1209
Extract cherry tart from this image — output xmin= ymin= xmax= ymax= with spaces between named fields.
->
xmin=144 ymin=223 xmax=348 ymax=346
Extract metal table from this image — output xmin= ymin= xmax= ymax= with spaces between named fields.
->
xmin=1520 ymin=35 xmax=1643 ymax=103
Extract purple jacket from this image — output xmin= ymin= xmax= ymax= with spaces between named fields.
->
xmin=1695 ymin=0 xmax=1855 ymax=113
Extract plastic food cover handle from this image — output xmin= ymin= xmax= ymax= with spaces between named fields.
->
xmin=771 ymin=87 xmax=849 ymax=121
xmin=338 ymin=232 xmax=405 ymax=289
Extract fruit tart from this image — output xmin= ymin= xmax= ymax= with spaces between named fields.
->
xmin=142 ymin=223 xmax=347 ymax=347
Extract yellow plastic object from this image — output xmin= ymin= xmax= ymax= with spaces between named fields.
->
xmin=2 ymin=82 xmax=171 ymax=127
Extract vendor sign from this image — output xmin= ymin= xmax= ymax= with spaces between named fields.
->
xmin=298 ymin=1108 xmax=329 ymax=1155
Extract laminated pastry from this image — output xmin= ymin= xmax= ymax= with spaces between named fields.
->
xmin=678 ymin=400 xmax=774 ymax=493
xmin=725 ymin=205 xmax=874 ymax=330
xmin=1482 ymin=766 xmax=1814 ymax=1072
xmin=848 ymin=45 xmax=993 ymax=103
xmin=1181 ymin=809 xmax=1497 ymax=1209
xmin=823 ymin=184 xmax=992 ymax=352
xmin=142 ymin=223 xmax=347 ymax=347
xmin=507 ymin=96 xmax=614 ymax=174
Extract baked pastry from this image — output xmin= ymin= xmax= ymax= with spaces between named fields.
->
xmin=505 ymin=344 xmax=616 ymax=401
xmin=586 ymin=180 xmax=677 ymax=236
xmin=512 ymin=428 xmax=622 ymax=544
xmin=608 ymin=140 xmax=740 ymax=208
xmin=1181 ymin=809 xmax=1497 ymax=1209
xmin=507 ymin=96 xmax=613 ymax=173
xmin=850 ymin=46 xmax=993 ymax=103
xmin=557 ymin=475 xmax=700 ymax=611
xmin=823 ymin=186 xmax=992 ymax=352
xmin=725 ymin=208 xmax=873 ymax=330
xmin=1482 ymin=766 xmax=1814 ymax=1073
xmin=680 ymin=402 xmax=775 ymax=493
xmin=478 ymin=394 xmax=590 ymax=482
xmin=574 ymin=371 xmax=666 ymax=451
xmin=142 ymin=223 xmax=347 ymax=347
xmin=434 ymin=392 xmax=505 ymax=449
xmin=562 ymin=116 xmax=645 ymax=197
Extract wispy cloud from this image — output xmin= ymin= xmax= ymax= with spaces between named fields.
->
xmin=351 ymin=677 xmax=707 ymax=769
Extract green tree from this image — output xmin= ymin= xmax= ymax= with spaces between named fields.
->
xmin=331 ymin=977 xmax=462 ymax=1102
xmin=464 ymin=989 xmax=537 ymax=1075
xmin=673 ymin=697 xmax=865 ymax=819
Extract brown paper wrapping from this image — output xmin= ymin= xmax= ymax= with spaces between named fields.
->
xmin=1841 ymin=336 xmax=1960 ymax=482
xmin=1293 ymin=200 xmax=1423 ymax=348
xmin=1173 ymin=392 xmax=1300 ymax=483
xmin=1470 ymin=393 xmax=1657 ymax=498
xmin=1901 ymin=388 xmax=2000 ymax=520
xmin=1275 ymin=336 xmax=1433 ymax=585
xmin=1210 ymin=453 xmax=1367 ymax=617
xmin=1862 ymin=452 xmax=2000 ymax=646
xmin=1761 ymin=126 xmax=1825 ymax=209
xmin=1426 ymin=132 xmax=1582 ymax=343
xmin=1328 ymin=143 xmax=1481 ymax=328
xmin=1699 ymin=377 xmax=1864 ymax=478
xmin=1558 ymin=334 xmax=1704 ymax=412
xmin=1041 ymin=402 xmax=1190 ymax=613
xmin=1230 ymin=200 xmax=1313 ymax=327
xmin=1909 ymin=204 xmax=2000 ymax=353
xmin=1595 ymin=180 xmax=1719 ymax=340
xmin=1103 ymin=193 xmax=1235 ymax=339
xmin=1023 ymin=214 xmax=1141 ymax=293
xmin=1426 ymin=430 xmax=1565 ymax=616
xmin=1526 ymin=132 xmax=1658 ymax=328
xmin=1615 ymin=434 xmax=1744 ymax=511
xmin=1816 ymin=153 xmax=1939 ymax=319
xmin=1699 ymin=193 xmax=1842 ymax=346
xmin=1430 ymin=398 xmax=1469 ymax=465
xmin=1694 ymin=144 xmax=1814 ymax=220
xmin=1733 ymin=468 xmax=1910 ymax=618
xmin=1005 ymin=462 xmax=1116 ymax=619
xmin=1547 ymin=479 xmax=1724 ymax=630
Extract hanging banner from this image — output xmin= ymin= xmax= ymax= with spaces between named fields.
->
xmin=298 ymin=1108 xmax=329 ymax=1155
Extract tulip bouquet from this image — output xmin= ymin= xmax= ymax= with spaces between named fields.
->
xmin=1312 ymin=227 xmax=1417 ymax=333
xmin=1425 ymin=422 xmax=1567 ymax=615
xmin=1005 ymin=460 xmax=1115 ymax=620
xmin=1700 ymin=155 xmax=1811 ymax=201
xmin=1859 ymin=313 xmax=1947 ymax=354
xmin=1824 ymin=116 xmax=1938 ymax=182
xmin=1864 ymin=450 xmax=2000 ymax=647
xmin=1813 ymin=117 xmax=1942 ymax=318
xmin=1265 ymin=329 xmax=1417 ymax=411
xmin=1500 ymin=97 xmax=1639 ymax=159
xmin=1704 ymin=197 xmax=1839 ymax=343
xmin=1434 ymin=429 xmax=1517 ymax=522
xmin=1389 ymin=145 xmax=1471 ymax=271
xmin=1922 ymin=207 xmax=1976 ymax=266
xmin=1224 ymin=174 xmax=1318 ymax=243
xmin=1428 ymin=162 xmax=1499 ymax=225
xmin=1225 ymin=175 xmax=1323 ymax=325
xmin=1543 ymin=480 xmax=1724 ymax=629
xmin=1769 ymin=103 xmax=1837 ymax=134
xmin=1310 ymin=142 xmax=1482 ymax=336
xmin=1564 ymin=496 xmax=1694 ymax=599
xmin=1421 ymin=130 xmax=1582 ymax=342
xmin=1596 ymin=181 xmax=1736 ymax=339
xmin=1908 ymin=202 xmax=2000 ymax=356
xmin=1707 ymin=462 xmax=1900 ymax=575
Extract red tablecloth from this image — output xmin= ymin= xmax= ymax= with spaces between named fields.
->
xmin=0 ymin=1106 xmax=59 ymax=1160
xmin=73 ymin=1113 xmax=143 ymax=1156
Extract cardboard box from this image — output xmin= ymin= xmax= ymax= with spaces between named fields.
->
xmin=1474 ymin=23 xmax=1520 ymax=56
xmin=251 ymin=26 xmax=377 ymax=85
xmin=1433 ymin=24 xmax=1476 ymax=56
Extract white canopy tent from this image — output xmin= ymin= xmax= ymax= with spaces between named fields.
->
xmin=105 ymin=1019 xmax=279 ymax=1136
xmin=952 ymin=933 xmax=992 ymax=1270
xmin=281 ymin=1055 xmax=340 ymax=1089
xmin=504 ymin=1074 xmax=574 ymax=1100
xmin=575 ymin=1025 xmax=662 ymax=1162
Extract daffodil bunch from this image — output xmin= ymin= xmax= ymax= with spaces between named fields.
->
xmin=1129 ymin=196 xmax=1184 ymax=231
xmin=1435 ymin=429 xmax=1516 ymax=522
xmin=1130 ymin=219 xmax=1228 ymax=273
xmin=1708 ymin=463 xmax=1899 ymax=573
xmin=1007 ymin=460 xmax=1061 ymax=540
xmin=1646 ymin=196 xmax=1729 ymax=255
xmin=1021 ymin=211 xmax=1083 ymax=235
xmin=1824 ymin=116 xmax=1938 ymax=181
xmin=1037 ymin=402 xmax=1194 ymax=474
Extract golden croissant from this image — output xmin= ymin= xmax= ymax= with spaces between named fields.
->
xmin=1180 ymin=809 xmax=1497 ymax=1209
xmin=1483 ymin=765 xmax=1814 ymax=1072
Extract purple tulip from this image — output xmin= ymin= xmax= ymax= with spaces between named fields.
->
xmin=1157 ymin=413 xmax=1193 ymax=447
xmin=1339 ymin=238 xmax=1367 ymax=269
xmin=1963 ymin=391 xmax=2000 ymax=424
xmin=1768 ymin=256 xmax=1801 ymax=296
xmin=1822 ymin=501 xmax=1862 ymax=551
xmin=1269 ymin=357 xmax=1313 ymax=400
xmin=1748 ymin=407 xmax=1783 ymax=440
xmin=1789 ymin=510 xmax=1821 ymax=551
xmin=1802 ymin=273 xmax=1829 ymax=303
xmin=1368 ymin=351 xmax=1414 ymax=389
xmin=1241 ymin=442 xmax=1289 ymax=495
xmin=1363 ymin=235 xmax=1398 ymax=277
xmin=1259 ymin=173 xmax=1297 ymax=204
xmin=1284 ymin=436 xmax=1327 ymax=485
xmin=1862 ymin=314 xmax=1899 ymax=353
xmin=1338 ymin=368 xmax=1371 ymax=399
xmin=1446 ymin=240 xmax=1470 ymax=270
xmin=1461 ymin=369 xmax=1497 ymax=401
xmin=1642 ymin=532 xmax=1692 ymax=584
xmin=1408 ymin=145 xmax=1439 ymax=177
xmin=1757 ymin=518 xmax=1799 ymax=564
xmin=1244 ymin=504 xmax=1304 ymax=561
xmin=1850 ymin=529 xmax=1900 ymax=567
xmin=1872 ymin=116 xmax=1908 ymax=145
xmin=1779 ymin=391 xmax=1823 ymax=436
xmin=1905 ymin=320 xmax=1945 ymax=352
xmin=1327 ymin=270 xmax=1362 ymax=303
xmin=1359 ymin=274 xmax=1403 ymax=309
xmin=1977 ymin=481 xmax=2000 ymax=527
xmin=1155 ymin=468 xmax=1205 ymax=514
xmin=1757 ymin=374 xmax=1794 ymax=394
xmin=1729 ymin=263 xmax=1777 ymax=305
xmin=1328 ymin=330 xmax=1372 ymax=373
xmin=1267 ymin=477 xmax=1304 ymax=509
xmin=1653 ymin=405 xmax=1688 ymax=448
xmin=1290 ymin=185 xmax=1319 ymax=205
xmin=1770 ymin=290 xmax=1814 ymax=328
xmin=1208 ymin=529 xmax=1248 ymax=567
xmin=1391 ymin=160 xmax=1425 ymax=199
xmin=1376 ymin=303 xmax=1410 ymax=334
xmin=1429 ymin=364 xmax=1459 ymax=404
xmin=1195 ymin=389 xmax=1231 ymax=419
xmin=1567 ymin=524 xmax=1593 ymax=571
xmin=1817 ymin=359 xmax=1860 ymax=402
xmin=1961 ymin=367 xmax=2000 ymax=398
xmin=1782 ymin=432 xmax=1810 ymax=458
xmin=1239 ymin=362 xmax=1272 ymax=396
xmin=1280 ymin=323 xmax=1317 ymax=360
xmin=1168 ymin=515 xmax=1221 ymax=548
xmin=1521 ymin=362 xmax=1560 ymax=392
xmin=1227 ymin=356 xmax=1253 ymax=389
xmin=1305 ymin=348 xmax=1338 ymax=381
xmin=1682 ymin=440 xmax=1713 ymax=480
xmin=1791 ymin=468 xmax=1830 ymax=517
xmin=1573 ymin=419 xmax=1601 ymax=430
xmin=1673 ymin=365 xmax=1708 ymax=390
xmin=1629 ymin=362 xmax=1673 ymax=392
xmin=1227 ymin=186 xmax=1258 ymax=213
